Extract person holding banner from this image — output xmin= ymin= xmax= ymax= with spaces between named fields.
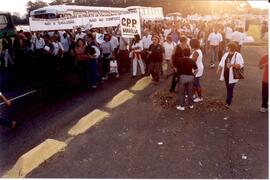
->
xmin=131 ymin=34 xmax=145 ymax=78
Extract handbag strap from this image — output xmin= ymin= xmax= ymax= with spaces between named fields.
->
xmin=233 ymin=52 xmax=237 ymax=64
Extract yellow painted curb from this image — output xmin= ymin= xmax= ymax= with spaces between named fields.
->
xmin=130 ymin=76 xmax=152 ymax=91
xmin=3 ymin=139 xmax=67 ymax=178
xmin=68 ymin=109 xmax=110 ymax=136
xmin=105 ymin=90 xmax=135 ymax=109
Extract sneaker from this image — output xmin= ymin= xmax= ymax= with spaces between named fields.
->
xmin=260 ymin=107 xmax=268 ymax=113
xmin=132 ymin=75 xmax=137 ymax=79
xmin=193 ymin=95 xmax=197 ymax=99
xmin=176 ymin=106 xmax=185 ymax=111
xmin=189 ymin=105 xmax=194 ymax=109
xmin=193 ymin=97 xmax=203 ymax=103
xmin=225 ymin=104 xmax=230 ymax=109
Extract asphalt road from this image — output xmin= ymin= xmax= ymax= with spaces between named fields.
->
xmin=0 ymin=45 xmax=268 ymax=178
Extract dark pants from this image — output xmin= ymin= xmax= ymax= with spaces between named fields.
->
xmin=262 ymin=82 xmax=268 ymax=108
xmin=102 ymin=57 xmax=111 ymax=79
xmin=225 ymin=82 xmax=236 ymax=106
xmin=170 ymin=72 xmax=178 ymax=92
xmin=89 ymin=59 xmax=99 ymax=86
xmin=77 ymin=60 xmax=89 ymax=88
xmin=149 ymin=62 xmax=162 ymax=82
xmin=0 ymin=117 xmax=12 ymax=127
xmin=141 ymin=49 xmax=149 ymax=74
xmin=118 ymin=50 xmax=129 ymax=73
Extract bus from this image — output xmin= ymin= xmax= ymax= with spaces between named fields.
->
xmin=30 ymin=5 xmax=164 ymax=20
xmin=126 ymin=6 xmax=164 ymax=20
xmin=30 ymin=5 xmax=129 ymax=19
xmin=166 ymin=12 xmax=182 ymax=21
xmin=0 ymin=12 xmax=16 ymax=38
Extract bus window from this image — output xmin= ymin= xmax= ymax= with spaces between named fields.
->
xmin=0 ymin=15 xmax=8 ymax=29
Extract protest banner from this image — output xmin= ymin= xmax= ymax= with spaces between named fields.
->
xmin=120 ymin=13 xmax=141 ymax=38
xmin=29 ymin=15 xmax=121 ymax=31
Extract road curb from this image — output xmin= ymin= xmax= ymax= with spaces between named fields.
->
xmin=130 ymin=76 xmax=152 ymax=91
xmin=105 ymin=90 xmax=135 ymax=109
xmin=68 ymin=109 xmax=110 ymax=136
xmin=3 ymin=139 xmax=67 ymax=178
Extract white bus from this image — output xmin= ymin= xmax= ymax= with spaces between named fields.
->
xmin=126 ymin=6 xmax=164 ymax=20
xmin=30 ymin=5 xmax=163 ymax=20
xmin=30 ymin=5 xmax=129 ymax=19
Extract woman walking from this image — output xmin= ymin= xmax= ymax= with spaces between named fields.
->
xmin=190 ymin=38 xmax=204 ymax=102
xmin=216 ymin=42 xmax=244 ymax=108
xmin=175 ymin=48 xmax=198 ymax=111
xmin=131 ymin=34 xmax=145 ymax=78
xmin=148 ymin=35 xmax=164 ymax=84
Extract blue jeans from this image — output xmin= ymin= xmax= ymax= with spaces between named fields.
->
xmin=225 ymin=82 xmax=236 ymax=106
xmin=88 ymin=59 xmax=98 ymax=86
xmin=179 ymin=75 xmax=194 ymax=106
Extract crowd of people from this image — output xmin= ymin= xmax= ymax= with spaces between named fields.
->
xmin=0 ymin=17 xmax=268 ymax=128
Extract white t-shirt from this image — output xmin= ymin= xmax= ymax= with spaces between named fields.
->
xmin=163 ymin=41 xmax=176 ymax=60
xmin=225 ymin=27 xmax=233 ymax=40
xmin=191 ymin=49 xmax=204 ymax=77
xmin=34 ymin=37 xmax=45 ymax=50
xmin=163 ymin=28 xmax=172 ymax=39
xmin=110 ymin=36 xmax=119 ymax=50
xmin=231 ymin=31 xmax=245 ymax=45
xmin=142 ymin=35 xmax=152 ymax=49
xmin=52 ymin=42 xmax=64 ymax=56
xmin=131 ymin=40 xmax=143 ymax=52
xmin=75 ymin=32 xmax=86 ymax=41
xmin=208 ymin=32 xmax=223 ymax=46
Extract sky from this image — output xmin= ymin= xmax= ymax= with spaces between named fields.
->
xmin=0 ymin=0 xmax=269 ymax=16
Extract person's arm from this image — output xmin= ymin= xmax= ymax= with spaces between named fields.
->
xmin=0 ymin=93 xmax=11 ymax=106
xmin=191 ymin=51 xmax=199 ymax=62
xmin=228 ymin=53 xmax=244 ymax=69
xmin=217 ymin=54 xmax=226 ymax=78
xmin=258 ymin=55 xmax=268 ymax=69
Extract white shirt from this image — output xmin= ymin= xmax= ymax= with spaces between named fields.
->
xmin=219 ymin=52 xmax=244 ymax=84
xmin=208 ymin=32 xmax=223 ymax=46
xmin=52 ymin=42 xmax=64 ymax=56
xmin=60 ymin=37 xmax=70 ymax=52
xmin=34 ymin=37 xmax=45 ymax=50
xmin=191 ymin=49 xmax=204 ymax=77
xmin=231 ymin=31 xmax=245 ymax=45
xmin=163 ymin=41 xmax=176 ymax=60
xmin=225 ymin=27 xmax=233 ymax=40
xmin=163 ymin=28 xmax=172 ymax=39
xmin=131 ymin=40 xmax=143 ymax=52
xmin=75 ymin=32 xmax=86 ymax=41
xmin=110 ymin=36 xmax=119 ymax=50
xmin=142 ymin=35 xmax=152 ymax=49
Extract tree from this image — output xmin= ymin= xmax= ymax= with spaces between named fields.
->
xmin=26 ymin=0 xmax=48 ymax=18
xmin=49 ymin=0 xmax=72 ymax=5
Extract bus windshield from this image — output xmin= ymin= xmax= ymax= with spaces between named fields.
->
xmin=0 ymin=15 xmax=8 ymax=29
xmin=0 ymin=13 xmax=16 ymax=38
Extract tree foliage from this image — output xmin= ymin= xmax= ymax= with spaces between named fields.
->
xmin=49 ymin=0 xmax=72 ymax=5
xmin=26 ymin=0 xmax=48 ymax=18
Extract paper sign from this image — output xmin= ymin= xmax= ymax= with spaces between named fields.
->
xmin=120 ymin=13 xmax=141 ymax=38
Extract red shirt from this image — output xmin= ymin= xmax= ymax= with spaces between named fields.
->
xmin=259 ymin=54 xmax=268 ymax=83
